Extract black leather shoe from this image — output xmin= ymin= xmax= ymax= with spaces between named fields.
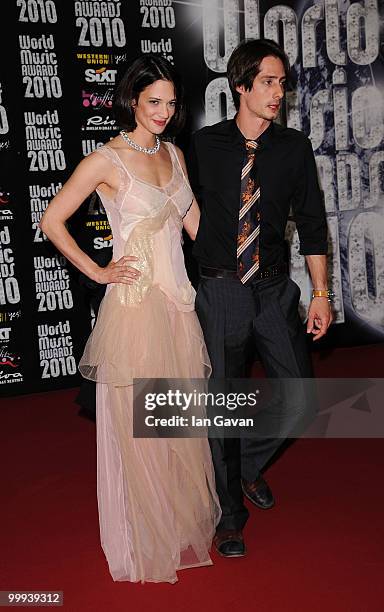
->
xmin=241 ymin=476 xmax=275 ymax=509
xmin=213 ymin=529 xmax=246 ymax=558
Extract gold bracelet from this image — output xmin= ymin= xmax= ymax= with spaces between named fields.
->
xmin=311 ymin=289 xmax=334 ymax=302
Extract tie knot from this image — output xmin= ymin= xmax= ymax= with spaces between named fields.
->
xmin=246 ymin=140 xmax=258 ymax=151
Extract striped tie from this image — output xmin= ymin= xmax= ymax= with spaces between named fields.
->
xmin=237 ymin=139 xmax=260 ymax=285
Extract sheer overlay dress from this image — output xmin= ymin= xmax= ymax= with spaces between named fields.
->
xmin=79 ymin=142 xmax=221 ymax=584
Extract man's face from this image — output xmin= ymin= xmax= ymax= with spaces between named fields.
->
xmin=236 ymin=55 xmax=286 ymax=121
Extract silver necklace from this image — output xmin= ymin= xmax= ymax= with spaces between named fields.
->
xmin=120 ymin=130 xmax=160 ymax=155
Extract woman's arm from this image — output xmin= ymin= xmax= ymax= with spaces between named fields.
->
xmin=174 ymin=145 xmax=201 ymax=241
xmin=182 ymin=200 xmax=200 ymax=241
xmin=40 ymin=152 xmax=139 ymax=285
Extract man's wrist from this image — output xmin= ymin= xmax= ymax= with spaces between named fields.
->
xmin=311 ymin=289 xmax=334 ymax=302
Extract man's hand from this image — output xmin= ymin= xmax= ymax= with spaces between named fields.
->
xmin=306 ymin=297 xmax=333 ymax=341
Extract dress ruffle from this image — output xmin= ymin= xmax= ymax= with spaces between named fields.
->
xmin=79 ymin=285 xmax=211 ymax=386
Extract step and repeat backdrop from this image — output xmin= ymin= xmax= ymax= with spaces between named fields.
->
xmin=0 ymin=0 xmax=383 ymax=395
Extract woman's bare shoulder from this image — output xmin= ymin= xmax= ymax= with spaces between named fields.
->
xmin=170 ymin=142 xmax=185 ymax=160
xmin=103 ymin=134 xmax=123 ymax=149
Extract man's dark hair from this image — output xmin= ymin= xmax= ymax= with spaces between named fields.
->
xmin=113 ymin=55 xmax=186 ymax=137
xmin=227 ymin=39 xmax=291 ymax=110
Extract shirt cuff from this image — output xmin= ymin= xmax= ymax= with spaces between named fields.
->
xmin=299 ymin=241 xmax=328 ymax=255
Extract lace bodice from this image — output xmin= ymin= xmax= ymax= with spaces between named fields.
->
xmin=94 ymin=142 xmax=195 ymax=311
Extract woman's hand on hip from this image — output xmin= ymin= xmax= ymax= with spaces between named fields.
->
xmin=95 ymin=256 xmax=140 ymax=285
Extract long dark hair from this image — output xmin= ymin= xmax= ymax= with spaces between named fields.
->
xmin=113 ymin=55 xmax=186 ymax=137
xmin=227 ymin=39 xmax=291 ymax=110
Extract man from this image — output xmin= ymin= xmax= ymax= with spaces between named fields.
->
xmin=188 ymin=39 xmax=333 ymax=557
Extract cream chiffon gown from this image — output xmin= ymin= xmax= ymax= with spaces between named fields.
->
xmin=79 ymin=142 xmax=221 ymax=583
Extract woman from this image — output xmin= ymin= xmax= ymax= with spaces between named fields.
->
xmin=40 ymin=56 xmax=220 ymax=583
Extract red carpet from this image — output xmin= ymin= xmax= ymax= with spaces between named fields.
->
xmin=1 ymin=344 xmax=384 ymax=611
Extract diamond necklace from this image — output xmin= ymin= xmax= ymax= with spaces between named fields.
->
xmin=120 ymin=130 xmax=160 ymax=155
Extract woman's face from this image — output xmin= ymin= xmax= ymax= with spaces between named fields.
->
xmin=132 ymin=79 xmax=176 ymax=135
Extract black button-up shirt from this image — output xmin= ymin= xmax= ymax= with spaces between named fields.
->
xmin=188 ymin=119 xmax=328 ymax=271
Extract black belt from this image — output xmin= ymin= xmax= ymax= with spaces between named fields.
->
xmin=200 ymin=262 xmax=287 ymax=281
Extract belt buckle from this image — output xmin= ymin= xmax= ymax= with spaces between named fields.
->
xmin=258 ymin=265 xmax=281 ymax=280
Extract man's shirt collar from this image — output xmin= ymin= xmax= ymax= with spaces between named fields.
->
xmin=229 ymin=117 xmax=276 ymax=150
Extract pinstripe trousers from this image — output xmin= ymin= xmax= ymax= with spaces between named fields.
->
xmin=195 ymin=272 xmax=313 ymax=531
